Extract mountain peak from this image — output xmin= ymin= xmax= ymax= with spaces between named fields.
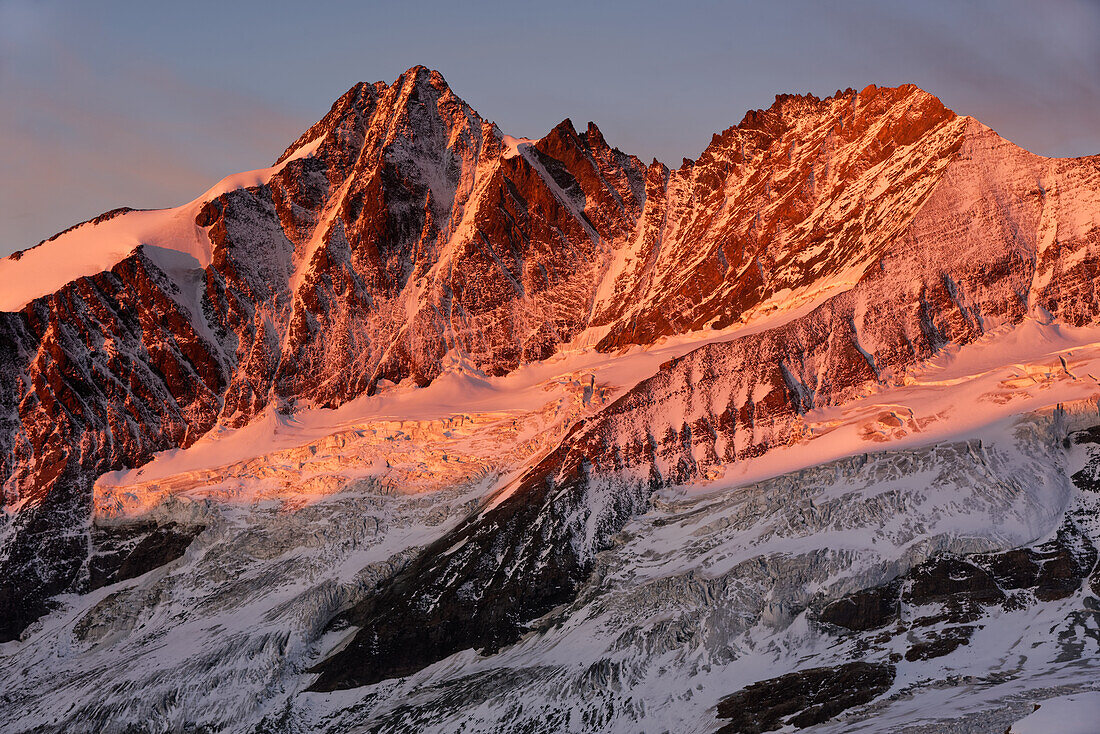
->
xmin=734 ymin=82 xmax=948 ymax=133
xmin=275 ymin=66 xmax=460 ymax=166
xmin=392 ymin=64 xmax=452 ymax=97
xmin=680 ymin=82 xmax=955 ymax=167
xmin=549 ymin=117 xmax=579 ymax=137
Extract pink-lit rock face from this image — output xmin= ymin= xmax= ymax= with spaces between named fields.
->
xmin=0 ymin=65 xmax=1098 ymax=653
xmin=590 ymin=85 xmax=964 ymax=348
xmin=194 ymin=66 xmax=648 ymax=425
xmin=563 ymin=120 xmax=1100 ymax=484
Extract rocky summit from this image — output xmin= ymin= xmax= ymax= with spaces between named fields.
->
xmin=1 ymin=66 xmax=1100 ymax=733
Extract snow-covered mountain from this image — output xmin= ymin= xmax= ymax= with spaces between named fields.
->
xmin=2 ymin=66 xmax=1100 ymax=732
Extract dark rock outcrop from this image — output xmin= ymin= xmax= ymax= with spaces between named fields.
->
xmin=714 ymin=661 xmax=896 ymax=733
xmin=905 ymin=557 xmax=1005 ymax=625
xmin=976 ymin=524 xmax=1097 ymax=603
xmin=819 ymin=579 xmax=902 ymax=631
xmin=815 ymin=509 xmax=1099 ymax=667
xmin=88 ymin=521 xmax=206 ymax=590
xmin=905 ymin=625 xmax=975 ymax=662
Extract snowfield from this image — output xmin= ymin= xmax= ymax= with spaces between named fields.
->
xmin=1007 ymin=693 xmax=1100 ymax=734
xmin=95 ymin=315 xmax=1100 ymax=518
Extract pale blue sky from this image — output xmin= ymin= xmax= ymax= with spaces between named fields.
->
xmin=2 ymin=0 xmax=1098 ymax=255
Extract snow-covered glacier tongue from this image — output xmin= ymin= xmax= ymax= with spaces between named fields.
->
xmin=2 ymin=66 xmax=1100 ymax=733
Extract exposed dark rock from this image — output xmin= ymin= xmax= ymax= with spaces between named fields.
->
xmin=87 ymin=520 xmax=158 ymax=589
xmin=1031 ymin=539 xmax=1093 ymax=602
xmin=904 ymin=625 xmax=975 ymax=661
xmin=88 ymin=522 xmax=206 ymax=590
xmin=116 ymin=522 xmax=205 ymax=583
xmin=0 ymin=470 xmax=90 ymax=641
xmin=1072 ymin=464 xmax=1100 ymax=494
xmin=975 ymin=522 xmax=1096 ymax=602
xmin=1071 ymin=431 xmax=1100 ymax=492
xmin=904 ymin=557 xmax=1004 ymax=625
xmin=1071 ymin=425 xmax=1100 ymax=445
xmin=814 ymin=515 xmax=1099 ymax=670
xmin=714 ymin=661 xmax=896 ymax=733
xmin=819 ymin=579 xmax=902 ymax=631
xmin=979 ymin=549 xmax=1042 ymax=590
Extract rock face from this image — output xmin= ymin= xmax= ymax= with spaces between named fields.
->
xmin=0 ymin=63 xmax=1099 ymax=712
xmin=590 ymin=85 xmax=963 ymax=349
xmin=818 ymin=579 xmax=902 ymax=631
xmin=714 ymin=661 xmax=897 ymax=733
xmin=87 ymin=521 xmax=206 ymax=590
